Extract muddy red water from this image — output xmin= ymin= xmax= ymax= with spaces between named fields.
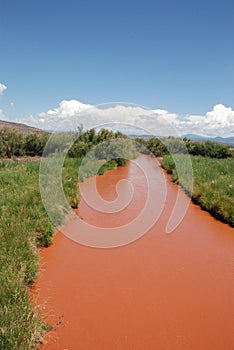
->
xmin=34 ymin=155 xmax=234 ymax=350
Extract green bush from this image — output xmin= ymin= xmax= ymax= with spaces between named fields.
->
xmin=139 ymin=136 xmax=233 ymax=159
xmin=24 ymin=133 xmax=49 ymax=156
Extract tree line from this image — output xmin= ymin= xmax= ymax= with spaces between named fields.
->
xmin=0 ymin=126 xmax=137 ymax=163
xmin=135 ymin=136 xmax=233 ymax=158
xmin=1 ymin=126 xmax=233 ymax=160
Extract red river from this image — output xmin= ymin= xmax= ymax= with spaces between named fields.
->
xmin=34 ymin=155 xmax=234 ymax=350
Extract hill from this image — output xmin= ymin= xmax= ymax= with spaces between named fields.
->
xmin=0 ymin=119 xmax=45 ymax=133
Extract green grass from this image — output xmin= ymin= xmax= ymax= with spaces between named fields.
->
xmin=161 ymin=154 xmax=234 ymax=227
xmin=0 ymin=160 xmax=54 ymax=349
xmin=62 ymin=157 xmax=82 ymax=208
xmin=97 ymin=159 xmax=117 ymax=175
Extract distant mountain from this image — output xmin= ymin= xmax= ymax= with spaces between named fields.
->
xmin=183 ymin=134 xmax=208 ymax=141
xmin=0 ymin=120 xmax=46 ymax=134
xmin=183 ymin=134 xmax=234 ymax=145
xmin=212 ymin=136 xmax=234 ymax=145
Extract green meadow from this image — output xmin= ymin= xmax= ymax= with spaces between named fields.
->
xmin=161 ymin=154 xmax=234 ymax=227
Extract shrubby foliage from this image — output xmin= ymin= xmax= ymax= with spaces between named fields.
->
xmin=0 ymin=126 xmax=133 ymax=160
xmin=136 ymin=136 xmax=233 ymax=158
xmin=184 ymin=139 xmax=233 ymax=158
xmin=0 ymin=128 xmax=24 ymax=158
xmin=1 ymin=126 xmax=232 ymax=160
xmin=68 ymin=127 xmax=128 ymax=158
xmin=23 ymin=133 xmax=49 ymax=156
xmin=0 ymin=128 xmax=49 ymax=158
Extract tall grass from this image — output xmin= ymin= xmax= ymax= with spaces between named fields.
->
xmin=0 ymin=160 xmax=54 ymax=349
xmin=161 ymin=155 xmax=234 ymax=227
xmin=62 ymin=157 xmax=82 ymax=208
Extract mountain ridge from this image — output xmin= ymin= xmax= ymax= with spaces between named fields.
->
xmin=183 ymin=134 xmax=234 ymax=145
xmin=0 ymin=119 xmax=46 ymax=133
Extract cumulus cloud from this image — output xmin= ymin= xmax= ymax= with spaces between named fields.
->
xmin=0 ymin=83 xmax=7 ymax=96
xmin=26 ymin=101 xmax=180 ymax=136
xmin=24 ymin=100 xmax=234 ymax=137
xmin=175 ymin=104 xmax=234 ymax=137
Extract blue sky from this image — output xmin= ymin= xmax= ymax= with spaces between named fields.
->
xmin=0 ymin=0 xmax=234 ymax=135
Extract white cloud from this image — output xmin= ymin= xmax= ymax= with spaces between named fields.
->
xmin=25 ymin=101 xmax=180 ymax=136
xmin=24 ymin=100 xmax=234 ymax=137
xmin=0 ymin=83 xmax=7 ymax=96
xmin=177 ymin=104 xmax=234 ymax=137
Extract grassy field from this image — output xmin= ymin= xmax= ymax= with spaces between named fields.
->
xmin=161 ymin=154 xmax=234 ymax=227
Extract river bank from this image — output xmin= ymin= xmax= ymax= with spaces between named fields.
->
xmin=161 ymin=154 xmax=234 ymax=227
xmin=34 ymin=154 xmax=234 ymax=350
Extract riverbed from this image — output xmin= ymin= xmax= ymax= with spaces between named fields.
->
xmin=34 ymin=154 xmax=234 ymax=350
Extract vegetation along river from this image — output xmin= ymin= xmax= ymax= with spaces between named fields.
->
xmin=34 ymin=154 xmax=234 ymax=350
